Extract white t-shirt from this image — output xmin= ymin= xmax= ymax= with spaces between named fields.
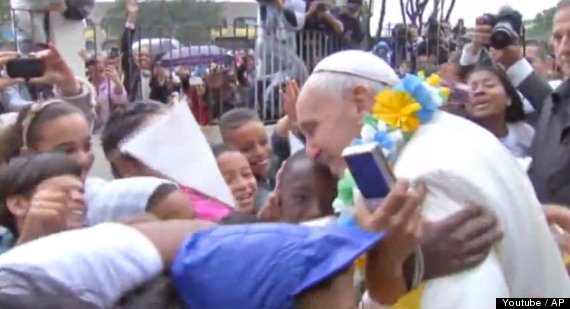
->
xmin=0 ymin=223 xmax=163 ymax=308
xmin=499 ymin=122 xmax=535 ymax=159
xmin=85 ymin=177 xmax=173 ymax=226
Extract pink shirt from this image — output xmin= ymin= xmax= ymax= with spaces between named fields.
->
xmin=96 ymin=78 xmax=128 ymax=125
xmin=181 ymin=187 xmax=232 ymax=222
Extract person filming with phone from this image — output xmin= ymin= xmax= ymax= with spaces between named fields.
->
xmin=86 ymin=53 xmax=128 ymax=131
xmin=0 ymin=45 xmax=95 ymax=127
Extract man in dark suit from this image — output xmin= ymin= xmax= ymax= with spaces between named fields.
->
xmin=460 ymin=1 xmax=570 ymax=207
xmin=121 ymin=0 xmax=153 ymax=102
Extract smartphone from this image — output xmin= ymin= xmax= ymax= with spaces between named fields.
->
xmin=342 ymin=142 xmax=395 ymax=211
xmin=6 ymin=58 xmax=45 ymax=79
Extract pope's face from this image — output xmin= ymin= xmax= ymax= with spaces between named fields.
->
xmin=296 ymin=83 xmax=373 ymax=177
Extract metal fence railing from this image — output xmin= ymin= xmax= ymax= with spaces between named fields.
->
xmin=2 ymin=7 xmax=500 ymax=126
xmin=2 ymin=6 xmax=350 ymax=125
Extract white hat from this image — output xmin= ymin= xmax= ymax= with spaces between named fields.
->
xmin=313 ymin=50 xmax=399 ymax=87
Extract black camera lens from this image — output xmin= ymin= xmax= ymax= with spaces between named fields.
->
xmin=490 ymin=23 xmax=514 ymax=50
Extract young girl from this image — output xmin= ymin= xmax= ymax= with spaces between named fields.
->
xmin=101 ymin=101 xmax=230 ymax=221
xmin=1 ymin=99 xmax=194 ymax=228
xmin=212 ymin=144 xmax=258 ymax=215
xmin=465 ymin=66 xmax=534 ymax=158
xmin=0 ymin=152 xmax=84 ymax=248
xmin=219 ymin=108 xmax=278 ymax=207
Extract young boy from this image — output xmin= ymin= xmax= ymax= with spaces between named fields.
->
xmin=219 ymin=108 xmax=278 ymax=207
xmin=277 ymin=150 xmax=337 ymax=223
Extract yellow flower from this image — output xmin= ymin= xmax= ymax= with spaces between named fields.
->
xmin=426 ymin=74 xmax=441 ymax=87
xmin=440 ymin=87 xmax=451 ymax=98
xmin=372 ymin=90 xmax=422 ymax=132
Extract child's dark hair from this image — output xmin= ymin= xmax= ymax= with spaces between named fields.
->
xmin=0 ymin=152 xmax=81 ymax=237
xmin=281 ymin=150 xmax=336 ymax=184
xmin=211 ymin=143 xmax=239 ymax=159
xmin=218 ymin=108 xmax=260 ymax=143
xmin=1 ymin=100 xmax=84 ymax=164
xmin=101 ymin=101 xmax=166 ymax=157
xmin=469 ymin=66 xmax=526 ymax=123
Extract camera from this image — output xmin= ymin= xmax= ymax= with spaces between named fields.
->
xmin=479 ymin=7 xmax=523 ymax=50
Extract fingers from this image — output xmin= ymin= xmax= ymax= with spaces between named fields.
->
xmin=460 ymin=208 xmax=497 ymax=241
xmin=438 ymin=204 xmax=484 ymax=234
xmin=461 ymin=225 xmax=503 ymax=258
xmin=0 ymin=52 xmax=19 ymax=65
xmin=460 ymin=251 xmax=489 ymax=270
xmin=545 ymin=205 xmax=570 ymax=232
xmin=0 ymin=78 xmax=25 ymax=89
xmin=378 ymin=179 xmax=411 ymax=217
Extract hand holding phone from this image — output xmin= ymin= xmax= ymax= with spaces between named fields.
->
xmin=6 ymin=57 xmax=45 ymax=79
xmin=343 ymin=142 xmax=395 ymax=212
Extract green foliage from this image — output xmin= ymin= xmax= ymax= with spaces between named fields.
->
xmin=101 ymin=0 xmax=223 ymax=44
xmin=526 ymin=7 xmax=556 ymax=40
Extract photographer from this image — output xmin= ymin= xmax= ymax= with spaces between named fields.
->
xmin=460 ymin=7 xmax=529 ymax=76
xmin=303 ymin=0 xmax=343 ymax=35
xmin=255 ymin=0 xmax=307 ymax=78
xmin=297 ymin=0 xmax=343 ymax=69
xmin=461 ymin=2 xmax=570 ymax=210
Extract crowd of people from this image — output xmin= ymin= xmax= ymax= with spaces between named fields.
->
xmin=1 ymin=0 xmax=570 ymax=307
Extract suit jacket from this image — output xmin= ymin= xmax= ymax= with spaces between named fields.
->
xmin=121 ymin=26 xmax=141 ymax=102
xmin=521 ymin=72 xmax=570 ymax=205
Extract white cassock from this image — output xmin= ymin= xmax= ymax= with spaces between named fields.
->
xmin=394 ymin=111 xmax=570 ymax=307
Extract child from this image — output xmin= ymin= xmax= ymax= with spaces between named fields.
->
xmin=0 ymin=152 xmax=84 ymax=249
xmin=271 ymin=150 xmax=337 ymax=223
xmin=219 ymin=108 xmax=277 ymax=207
xmin=212 ymin=144 xmax=258 ymax=215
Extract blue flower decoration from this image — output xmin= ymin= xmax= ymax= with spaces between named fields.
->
xmin=395 ymin=75 xmax=438 ymax=123
xmin=351 ymin=138 xmax=364 ymax=146
xmin=373 ymin=131 xmax=394 ymax=149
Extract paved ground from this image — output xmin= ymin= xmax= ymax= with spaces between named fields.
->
xmin=89 ymin=125 xmax=275 ymax=180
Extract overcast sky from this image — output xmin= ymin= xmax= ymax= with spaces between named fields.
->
xmin=370 ymin=0 xmax=560 ymax=32
xmin=95 ymin=0 xmax=561 ymax=28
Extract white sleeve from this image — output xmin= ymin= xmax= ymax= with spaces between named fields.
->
xmin=459 ymin=44 xmax=481 ymax=66
xmin=85 ymin=177 xmax=174 ymax=225
xmin=505 ymin=58 xmax=534 ymax=88
xmin=0 ymin=223 xmax=163 ymax=308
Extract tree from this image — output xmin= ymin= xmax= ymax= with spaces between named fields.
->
xmin=405 ymin=0 xmax=429 ymax=31
xmin=399 ymin=0 xmax=407 ymax=26
xmin=376 ymin=0 xmax=388 ymax=38
xmin=526 ymin=6 xmax=556 ymax=39
xmin=102 ymin=0 xmax=223 ymax=44
xmin=443 ymin=0 xmax=456 ymax=21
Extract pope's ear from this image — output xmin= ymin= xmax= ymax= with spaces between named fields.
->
xmin=351 ymin=84 xmax=375 ymax=116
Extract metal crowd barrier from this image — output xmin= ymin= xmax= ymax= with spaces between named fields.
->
xmin=84 ymin=22 xmax=344 ymax=125
xmin=1 ymin=7 xmax=483 ymax=126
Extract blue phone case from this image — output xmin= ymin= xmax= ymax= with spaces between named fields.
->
xmin=342 ymin=143 xmax=395 ymax=200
